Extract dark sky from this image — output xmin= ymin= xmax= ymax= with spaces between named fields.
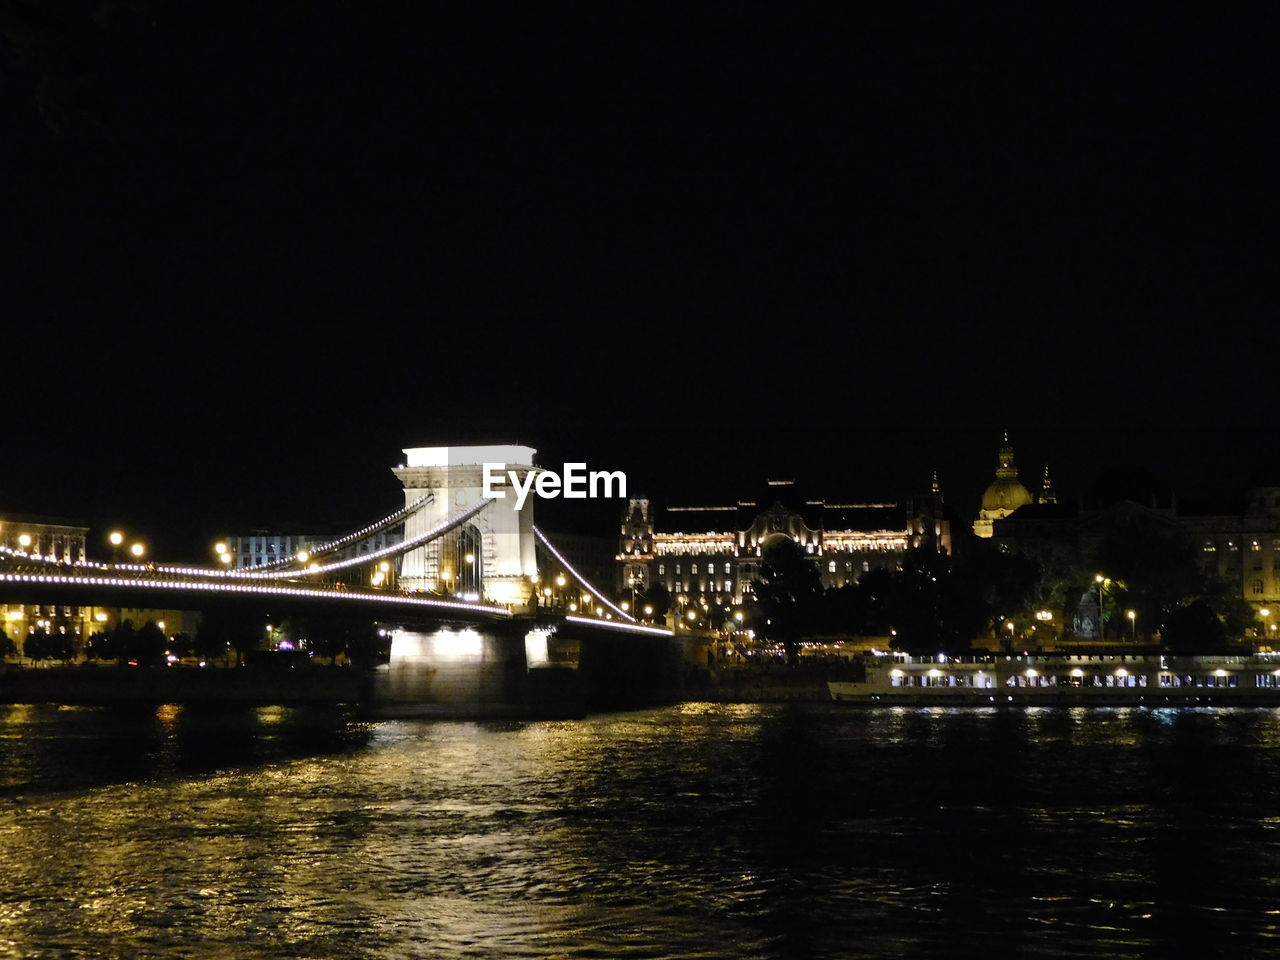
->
xmin=3 ymin=3 xmax=1278 ymax=558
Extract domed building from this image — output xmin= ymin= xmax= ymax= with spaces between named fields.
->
xmin=973 ymin=433 xmax=1033 ymax=538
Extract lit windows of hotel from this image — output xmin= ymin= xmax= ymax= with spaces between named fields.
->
xmin=618 ymin=480 xmax=951 ymax=604
xmin=0 ymin=515 xmax=90 ymax=655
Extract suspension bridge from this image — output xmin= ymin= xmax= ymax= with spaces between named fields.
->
xmin=0 ymin=446 xmax=685 ymax=716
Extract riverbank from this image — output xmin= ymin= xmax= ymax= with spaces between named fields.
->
xmin=0 ymin=664 xmax=366 ymax=705
xmin=0 ymin=662 xmax=851 ymax=707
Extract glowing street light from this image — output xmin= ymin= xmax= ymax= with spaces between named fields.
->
xmin=130 ymin=543 xmax=145 ymax=559
xmin=108 ymin=532 xmax=124 ymax=547
xmin=1094 ymin=574 xmax=1110 ymax=639
xmin=17 ymin=534 xmax=31 ymax=548
xmin=1127 ymin=608 xmax=1137 ymax=640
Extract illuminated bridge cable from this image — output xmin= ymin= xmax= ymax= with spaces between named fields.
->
xmin=159 ymin=499 xmax=495 ymax=581
xmin=237 ymin=494 xmax=437 ymax=571
xmin=0 ymin=499 xmax=489 ymax=582
xmin=532 ymin=525 xmax=635 ymax=622
xmin=0 ymin=570 xmax=511 ymax=617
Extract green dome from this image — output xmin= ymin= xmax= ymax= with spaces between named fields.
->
xmin=981 ymin=477 xmax=1033 ymax=513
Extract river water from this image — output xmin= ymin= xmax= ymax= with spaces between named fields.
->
xmin=2 ymin=702 xmax=1280 ymax=959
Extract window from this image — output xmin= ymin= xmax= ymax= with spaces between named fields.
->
xmin=1254 ymin=579 xmax=1265 ymax=595
xmin=675 ymin=563 xmax=681 ymax=575
xmin=724 ymin=581 xmax=732 ymax=592
xmin=1203 ymin=541 xmax=1217 ymax=552
xmin=828 ymin=560 xmax=837 ymax=572
xmin=691 ymin=564 xmax=698 ymax=575
xmin=724 ymin=562 xmax=731 ymax=574
xmin=1253 ymin=541 xmax=1263 ymax=551
xmin=658 ymin=564 xmax=664 ymax=576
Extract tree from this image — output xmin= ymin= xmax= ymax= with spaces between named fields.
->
xmin=168 ymin=632 xmax=194 ymax=660
xmin=1090 ymin=505 xmax=1203 ymax=638
xmin=24 ymin=629 xmax=73 ymax=664
xmin=194 ymin=608 xmax=261 ymax=664
xmin=85 ymin=629 xmax=117 ymax=660
xmin=0 ymin=633 xmax=16 ymax=659
xmin=1164 ymin=600 xmax=1228 ymax=653
xmin=636 ymin=582 xmax=671 ymax=621
xmin=751 ymin=538 xmax=824 ymax=665
xmin=130 ymin=621 xmax=168 ymax=666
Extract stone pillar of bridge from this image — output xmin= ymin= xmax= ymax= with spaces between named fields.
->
xmin=392 ymin=445 xmax=538 ymax=606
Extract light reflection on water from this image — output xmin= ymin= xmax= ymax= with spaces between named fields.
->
xmin=2 ymin=703 xmax=1280 ymax=958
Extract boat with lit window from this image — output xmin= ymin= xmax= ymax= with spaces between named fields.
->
xmin=828 ymin=651 xmax=1280 ymax=705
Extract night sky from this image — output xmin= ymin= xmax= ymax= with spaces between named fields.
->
xmin=4 ymin=4 xmax=1278 ymax=559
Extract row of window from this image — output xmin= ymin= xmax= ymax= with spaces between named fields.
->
xmin=1204 ymin=540 xmax=1276 ymax=552
xmin=889 ymin=673 xmax=1276 ymax=689
xmin=665 ymin=581 xmax=736 ymax=594
xmin=658 ymin=562 xmax=734 ymax=576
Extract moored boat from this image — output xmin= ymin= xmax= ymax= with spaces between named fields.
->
xmin=829 ymin=651 xmax=1280 ymax=705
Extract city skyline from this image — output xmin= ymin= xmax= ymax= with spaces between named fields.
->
xmin=3 ymin=428 xmax=1277 ymax=563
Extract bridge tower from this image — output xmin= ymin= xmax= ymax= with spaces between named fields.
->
xmin=392 ymin=445 xmax=538 ymax=606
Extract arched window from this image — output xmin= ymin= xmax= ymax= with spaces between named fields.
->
xmin=455 ymin=524 xmax=483 ymax=596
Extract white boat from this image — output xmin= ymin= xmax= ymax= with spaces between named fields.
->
xmin=829 ymin=651 xmax=1280 ymax=704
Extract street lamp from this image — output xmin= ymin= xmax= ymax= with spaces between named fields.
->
xmin=129 ymin=542 xmax=145 ymax=559
xmin=108 ymin=531 xmax=124 ymax=564
xmin=1094 ymin=574 xmax=1109 ymax=639
xmin=1126 ymin=609 xmax=1137 ymax=641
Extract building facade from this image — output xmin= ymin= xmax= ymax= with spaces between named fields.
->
xmin=1 ymin=515 xmax=91 ymax=655
xmin=991 ymin=488 xmax=1280 ymax=622
xmin=617 ymin=480 xmax=951 ymax=607
xmin=224 ymin=530 xmax=403 ymax=570
xmin=973 ymin=434 xmax=1044 ymax=538
xmin=0 ymin=515 xmax=191 ymax=657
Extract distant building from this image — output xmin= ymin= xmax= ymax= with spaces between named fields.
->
xmin=973 ymin=434 xmax=1041 ymax=538
xmin=1 ymin=514 xmax=91 ymax=655
xmin=0 ymin=515 xmax=191 ymax=657
xmin=992 ymin=487 xmax=1280 ymax=620
xmin=224 ymin=530 xmax=403 ymax=570
xmin=618 ymin=480 xmax=951 ymax=606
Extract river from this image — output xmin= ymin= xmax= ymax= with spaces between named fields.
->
xmin=2 ymin=702 xmax=1279 ymax=958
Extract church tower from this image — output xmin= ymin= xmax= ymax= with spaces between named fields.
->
xmin=1039 ymin=465 xmax=1056 ymax=505
xmin=973 ymin=432 xmax=1033 ymax=538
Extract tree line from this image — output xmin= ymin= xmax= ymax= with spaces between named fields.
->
xmin=744 ymin=507 xmax=1254 ymax=661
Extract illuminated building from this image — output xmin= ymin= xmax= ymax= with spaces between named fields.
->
xmin=224 ymin=530 xmax=403 ymax=568
xmin=618 ymin=480 xmax=951 ymax=605
xmin=0 ymin=515 xmax=92 ymax=655
xmin=973 ymin=433 xmax=1037 ymax=538
xmin=993 ymin=486 xmax=1280 ymax=623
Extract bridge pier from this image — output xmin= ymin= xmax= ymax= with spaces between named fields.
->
xmin=370 ymin=621 xmax=583 ymax=718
